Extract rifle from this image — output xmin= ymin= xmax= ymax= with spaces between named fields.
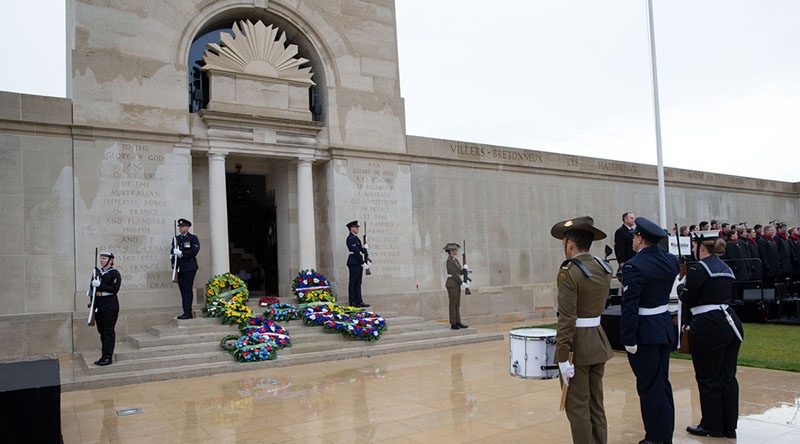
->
xmin=462 ymin=239 xmax=472 ymax=295
xmin=171 ymin=219 xmax=178 ymax=283
xmin=87 ymin=247 xmax=98 ymax=326
xmin=362 ymin=221 xmax=372 ymax=276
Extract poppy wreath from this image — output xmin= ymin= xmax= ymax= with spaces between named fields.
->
xmin=219 ymin=331 xmax=278 ymax=362
xmin=258 ymin=296 xmax=280 ymax=307
xmin=263 ymin=303 xmax=299 ymax=322
xmin=292 ymin=269 xmax=335 ymax=305
xmin=221 ymin=298 xmax=254 ymax=325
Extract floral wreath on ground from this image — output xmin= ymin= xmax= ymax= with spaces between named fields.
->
xmin=220 ymin=331 xmax=277 ymax=362
xmin=301 ymin=304 xmax=387 ymax=341
xmin=263 ymin=303 xmax=299 ymax=322
xmin=241 ymin=317 xmax=291 ymax=348
xmin=292 ymin=269 xmax=336 ymax=305
xmin=258 ymin=296 xmax=280 ymax=307
xmin=203 ymin=273 xmax=252 ymax=325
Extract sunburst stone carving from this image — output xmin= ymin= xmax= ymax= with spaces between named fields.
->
xmin=202 ymin=20 xmax=315 ymax=85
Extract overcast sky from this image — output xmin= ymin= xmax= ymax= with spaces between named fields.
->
xmin=1 ymin=1 xmax=797 ymax=182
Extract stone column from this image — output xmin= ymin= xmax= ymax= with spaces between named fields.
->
xmin=297 ymin=158 xmax=316 ymax=270
xmin=208 ymin=152 xmax=230 ymax=275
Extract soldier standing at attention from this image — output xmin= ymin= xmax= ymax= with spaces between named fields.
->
xmin=346 ymin=220 xmax=370 ymax=308
xmin=444 ymin=243 xmax=468 ymax=330
xmin=173 ymin=218 xmax=200 ymax=319
xmin=551 ymin=217 xmax=614 ymax=444
xmin=620 ymin=217 xmax=679 ymax=444
xmin=91 ymin=252 xmax=122 ymax=366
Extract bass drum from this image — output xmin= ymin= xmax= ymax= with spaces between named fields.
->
xmin=508 ymin=327 xmax=558 ymax=379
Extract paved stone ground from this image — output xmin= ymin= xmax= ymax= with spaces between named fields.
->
xmin=61 ymin=321 xmax=800 ymax=443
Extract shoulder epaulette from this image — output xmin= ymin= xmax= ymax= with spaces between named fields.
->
xmin=561 ymin=258 xmax=592 ymax=278
xmin=593 ymin=256 xmax=612 ymax=274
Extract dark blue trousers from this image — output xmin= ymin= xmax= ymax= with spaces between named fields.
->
xmin=628 ymin=343 xmax=675 ymax=442
xmin=178 ymin=270 xmax=196 ymax=316
xmin=347 ymin=264 xmax=363 ymax=306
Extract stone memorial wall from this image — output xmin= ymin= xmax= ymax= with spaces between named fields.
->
xmin=73 ymin=139 xmax=193 ymax=309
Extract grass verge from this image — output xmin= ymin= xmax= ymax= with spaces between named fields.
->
xmin=671 ymin=323 xmax=800 ymax=373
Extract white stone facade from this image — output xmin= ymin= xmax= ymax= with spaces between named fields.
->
xmin=0 ymin=1 xmax=797 ymax=359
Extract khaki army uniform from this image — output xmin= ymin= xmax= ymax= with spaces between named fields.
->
xmin=445 ymin=255 xmax=463 ymax=324
xmin=556 ymin=252 xmax=614 ymax=444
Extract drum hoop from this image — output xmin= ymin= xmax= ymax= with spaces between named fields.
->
xmin=509 ymin=333 xmax=551 ymax=341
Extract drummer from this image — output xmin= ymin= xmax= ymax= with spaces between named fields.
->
xmin=551 ymin=216 xmax=614 ymax=444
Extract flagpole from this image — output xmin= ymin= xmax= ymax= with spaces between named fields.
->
xmin=646 ymin=0 xmax=667 ymax=228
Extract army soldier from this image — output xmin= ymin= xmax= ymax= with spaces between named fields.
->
xmin=551 ymin=217 xmax=614 ymax=444
xmin=91 ymin=252 xmax=122 ymax=366
xmin=444 ymin=243 xmax=468 ymax=330
xmin=620 ymin=217 xmax=679 ymax=444
xmin=172 ymin=218 xmax=200 ymax=319
xmin=346 ymin=221 xmax=370 ymax=307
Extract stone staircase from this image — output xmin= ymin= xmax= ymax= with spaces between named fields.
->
xmin=65 ymin=304 xmax=503 ymax=391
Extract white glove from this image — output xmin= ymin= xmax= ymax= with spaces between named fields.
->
xmin=173 ymin=248 xmax=183 ymax=257
xmin=91 ymin=278 xmax=101 ymax=287
xmin=625 ymin=345 xmax=638 ymax=355
xmin=363 ymin=243 xmax=369 ymax=250
xmin=361 ymin=263 xmax=370 ymax=270
xmin=461 ymin=282 xmax=470 ymax=289
xmin=462 ymin=264 xmax=469 ymax=271
xmin=558 ymin=361 xmax=574 ymax=385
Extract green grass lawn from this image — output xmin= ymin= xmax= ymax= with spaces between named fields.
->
xmin=672 ymin=323 xmax=800 ymax=372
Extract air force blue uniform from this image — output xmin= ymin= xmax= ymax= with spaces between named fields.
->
xmin=621 ymin=218 xmax=679 ymax=444
xmin=172 ymin=220 xmax=200 ymax=318
xmin=346 ymin=229 xmax=366 ymax=306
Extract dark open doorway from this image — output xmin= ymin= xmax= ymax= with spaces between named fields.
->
xmin=226 ymin=171 xmax=278 ymax=296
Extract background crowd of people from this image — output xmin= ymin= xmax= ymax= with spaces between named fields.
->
xmin=675 ymin=219 xmax=800 ymax=288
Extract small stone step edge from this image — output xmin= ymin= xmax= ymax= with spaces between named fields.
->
xmin=64 ymin=332 xmax=504 ymax=392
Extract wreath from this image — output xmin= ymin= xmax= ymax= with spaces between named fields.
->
xmin=259 ymin=296 xmax=280 ymax=307
xmin=263 ymin=303 xmax=299 ymax=322
xmin=239 ymin=317 xmax=291 ymax=348
xmin=220 ymin=332 xmax=278 ymax=362
xmin=300 ymin=304 xmax=387 ymax=341
xmin=203 ymin=273 xmax=251 ymax=324
xmin=292 ymin=269 xmax=335 ymax=305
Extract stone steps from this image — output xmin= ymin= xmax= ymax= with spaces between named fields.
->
xmin=66 ymin=330 xmax=503 ymax=392
xmin=67 ymin=311 xmax=502 ymax=391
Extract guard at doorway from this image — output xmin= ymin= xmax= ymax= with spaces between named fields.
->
xmin=346 ymin=220 xmax=370 ymax=308
xmin=172 ymin=218 xmax=200 ymax=319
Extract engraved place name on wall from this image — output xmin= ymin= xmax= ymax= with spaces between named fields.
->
xmin=449 ymin=143 xmax=544 ymax=164
xmin=94 ymin=142 xmax=174 ymax=290
xmin=349 ymin=161 xmax=405 ymax=279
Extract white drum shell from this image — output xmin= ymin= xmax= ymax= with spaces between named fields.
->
xmin=509 ymin=328 xmax=558 ymax=379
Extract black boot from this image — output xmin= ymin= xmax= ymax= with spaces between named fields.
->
xmin=457 ymin=322 xmax=468 ymax=329
xmin=686 ymin=425 xmax=723 ymax=437
xmin=96 ymin=357 xmax=113 ymax=366
xmin=176 ymin=313 xmax=193 ymax=320
xmin=451 ymin=323 xmax=461 ymax=330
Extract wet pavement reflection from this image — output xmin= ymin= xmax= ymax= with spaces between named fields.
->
xmin=61 ymin=321 xmax=800 ymax=443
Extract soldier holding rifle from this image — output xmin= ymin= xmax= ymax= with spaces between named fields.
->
xmin=89 ymin=251 xmax=122 ymax=366
xmin=443 ymin=243 xmax=468 ymax=330
xmin=345 ymin=220 xmax=370 ymax=308
xmin=172 ymin=218 xmax=200 ymax=319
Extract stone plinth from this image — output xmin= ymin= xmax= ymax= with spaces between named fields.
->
xmin=206 ymin=70 xmax=313 ymax=123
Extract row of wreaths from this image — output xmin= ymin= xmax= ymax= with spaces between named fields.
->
xmin=203 ymin=269 xmax=387 ymax=362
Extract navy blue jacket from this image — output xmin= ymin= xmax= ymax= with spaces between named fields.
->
xmin=620 ymin=245 xmax=679 ymax=346
xmin=346 ymin=233 xmax=365 ymax=266
xmin=172 ymin=232 xmax=200 ymax=272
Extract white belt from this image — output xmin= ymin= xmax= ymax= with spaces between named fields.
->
xmin=638 ymin=304 xmax=668 ymax=316
xmin=575 ymin=316 xmax=601 ymax=327
xmin=691 ymin=304 xmax=729 ymax=316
